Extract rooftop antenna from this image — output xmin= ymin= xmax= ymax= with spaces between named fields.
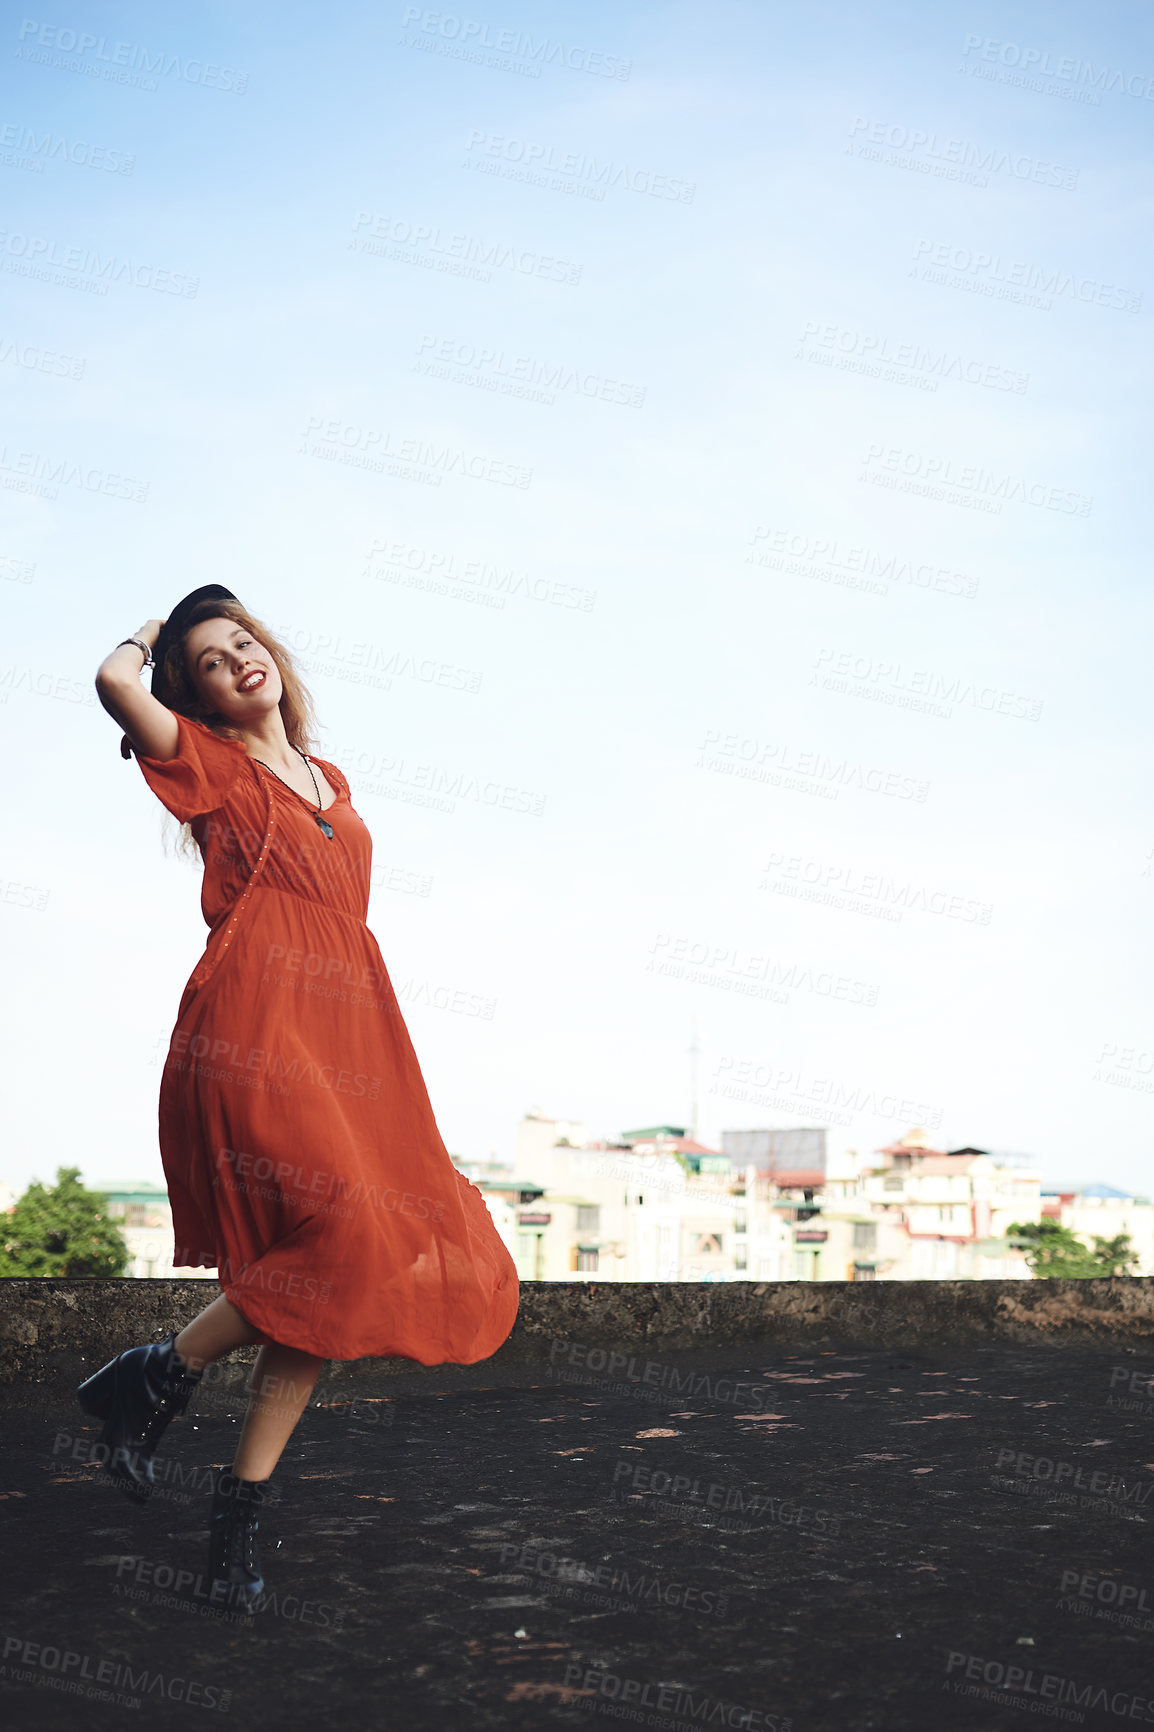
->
xmin=688 ymin=1010 xmax=701 ymax=1142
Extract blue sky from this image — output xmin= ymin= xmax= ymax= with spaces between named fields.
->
xmin=2 ymin=0 xmax=1152 ymax=1199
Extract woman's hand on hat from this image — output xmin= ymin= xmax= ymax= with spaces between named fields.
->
xmin=136 ymin=618 xmax=166 ymax=646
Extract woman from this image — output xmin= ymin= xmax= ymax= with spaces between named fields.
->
xmin=81 ymin=583 xmax=518 ymax=1611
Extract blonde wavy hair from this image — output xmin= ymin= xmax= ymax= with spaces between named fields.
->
xmin=150 ymin=599 xmax=321 ymax=861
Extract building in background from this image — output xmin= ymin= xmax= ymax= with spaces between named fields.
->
xmin=90 ymin=1180 xmax=215 ymax=1279
xmin=853 ymin=1130 xmax=1041 ymax=1279
xmin=471 ymin=1115 xmax=1055 ymax=1283
xmin=457 ymin=1115 xmax=785 ymax=1283
xmin=29 ymin=1122 xmax=1147 ymax=1284
xmin=721 ymin=1126 xmax=827 ymax=1178
xmin=1041 ymin=1183 xmax=1154 ymax=1274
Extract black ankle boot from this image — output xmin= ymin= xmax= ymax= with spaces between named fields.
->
xmin=75 ymin=1330 xmax=202 ymax=1502
xmin=206 ymin=1467 xmax=269 ymax=1612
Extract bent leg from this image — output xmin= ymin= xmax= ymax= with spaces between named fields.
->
xmin=174 ymin=1294 xmax=268 ymax=1374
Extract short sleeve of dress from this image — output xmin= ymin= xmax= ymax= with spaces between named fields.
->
xmin=132 ymin=713 xmax=250 ymax=823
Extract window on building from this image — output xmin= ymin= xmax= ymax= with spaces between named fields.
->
xmin=516 ymin=1233 xmax=534 ymax=1258
xmin=576 ymin=1204 xmax=601 ymax=1235
xmin=883 ymin=1176 xmax=904 ymax=1191
xmin=852 ymin=1222 xmax=877 ymax=1252
xmin=576 ymin=1248 xmax=599 ymax=1273
xmin=696 ymin=1234 xmax=723 ymax=1255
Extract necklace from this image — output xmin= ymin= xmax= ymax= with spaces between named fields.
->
xmin=252 ymin=746 xmax=334 ymax=839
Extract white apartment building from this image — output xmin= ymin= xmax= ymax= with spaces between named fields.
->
xmin=461 ymin=1115 xmax=790 ymax=1283
xmin=467 ymin=1116 xmax=1055 ymax=1284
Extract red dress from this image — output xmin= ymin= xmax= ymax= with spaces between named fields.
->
xmin=131 ymin=714 xmax=518 ymax=1364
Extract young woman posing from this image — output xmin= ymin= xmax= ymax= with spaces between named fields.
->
xmin=83 ymin=584 xmax=518 ymax=1610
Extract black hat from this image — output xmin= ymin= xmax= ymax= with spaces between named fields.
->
xmin=151 ymin=583 xmax=241 ymax=704
xmin=119 ymin=583 xmax=242 ymax=759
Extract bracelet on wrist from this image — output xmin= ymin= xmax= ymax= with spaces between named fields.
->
xmin=116 ymin=635 xmax=154 ymax=669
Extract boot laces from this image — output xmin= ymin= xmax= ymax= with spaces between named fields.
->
xmin=222 ymin=1503 xmax=259 ymax=1574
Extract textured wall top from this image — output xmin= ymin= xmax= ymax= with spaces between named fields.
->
xmin=3 ymin=1276 xmax=1154 ymax=1401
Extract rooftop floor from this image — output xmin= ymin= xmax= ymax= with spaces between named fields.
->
xmin=4 ymin=1339 xmax=1154 ymax=1731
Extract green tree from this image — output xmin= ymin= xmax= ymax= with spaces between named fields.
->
xmin=0 ymin=1167 xmax=129 ymax=1277
xmin=1006 ymin=1219 xmax=1140 ymax=1279
xmin=1087 ymin=1232 xmax=1141 ymax=1276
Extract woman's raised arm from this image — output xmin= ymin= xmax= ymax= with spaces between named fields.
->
xmin=95 ymin=619 xmax=181 ymax=760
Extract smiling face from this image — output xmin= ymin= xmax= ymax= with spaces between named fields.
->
xmin=183 ymin=616 xmax=284 ymax=722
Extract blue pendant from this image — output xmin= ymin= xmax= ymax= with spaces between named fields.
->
xmin=315 ymin=814 xmax=334 ymax=840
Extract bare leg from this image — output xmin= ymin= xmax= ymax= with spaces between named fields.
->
xmin=174 ymin=1294 xmax=267 ymax=1374
xmin=173 ymin=1294 xmax=322 ymax=1480
xmin=232 ymin=1343 xmax=324 ymax=1481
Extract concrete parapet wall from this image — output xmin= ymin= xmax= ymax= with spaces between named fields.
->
xmin=2 ymin=1276 xmax=1154 ymax=1402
